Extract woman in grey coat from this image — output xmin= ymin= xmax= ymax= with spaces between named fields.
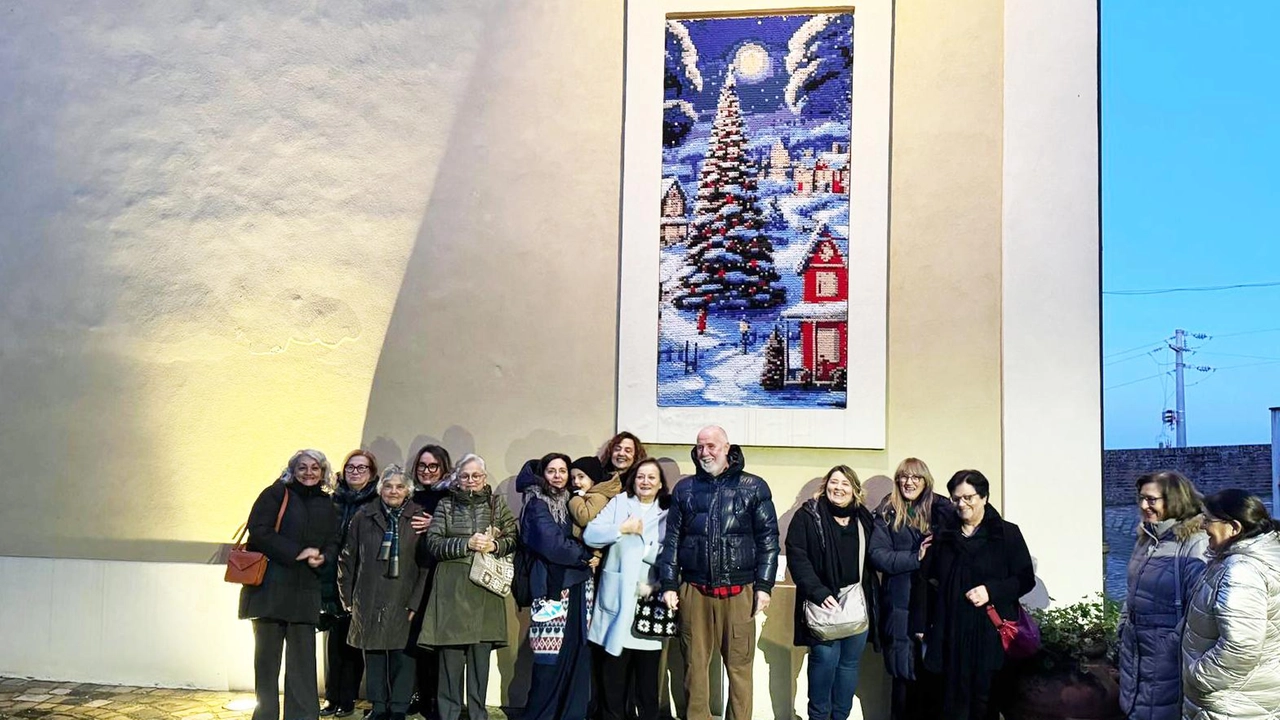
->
xmin=338 ymin=466 xmax=427 ymax=720
xmin=1181 ymin=489 xmax=1280 ymax=720
xmin=1118 ymin=470 xmax=1209 ymax=720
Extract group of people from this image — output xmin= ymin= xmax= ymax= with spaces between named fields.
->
xmin=1118 ymin=470 xmax=1280 ymax=720
xmin=235 ymin=425 xmax=1280 ymax=720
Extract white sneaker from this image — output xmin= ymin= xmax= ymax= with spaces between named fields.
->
xmin=531 ymin=598 xmax=567 ymax=623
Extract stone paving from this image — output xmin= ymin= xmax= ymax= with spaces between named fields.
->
xmin=0 ymin=678 xmax=514 ymax=720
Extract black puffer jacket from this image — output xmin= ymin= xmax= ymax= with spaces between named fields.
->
xmin=238 ymin=481 xmax=340 ymax=624
xmin=657 ymin=445 xmax=780 ymax=593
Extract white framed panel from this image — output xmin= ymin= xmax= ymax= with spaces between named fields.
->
xmin=617 ymin=0 xmax=891 ymax=448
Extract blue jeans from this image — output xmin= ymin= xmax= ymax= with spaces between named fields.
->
xmin=806 ymin=631 xmax=869 ymax=720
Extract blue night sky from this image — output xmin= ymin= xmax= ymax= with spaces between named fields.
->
xmin=680 ymin=14 xmax=817 ymax=117
xmin=1102 ymin=1 xmax=1280 ymax=448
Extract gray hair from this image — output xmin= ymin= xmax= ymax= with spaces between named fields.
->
xmin=280 ymin=448 xmax=334 ymax=490
xmin=447 ymin=453 xmax=488 ymax=488
xmin=377 ymin=464 xmax=411 ymax=493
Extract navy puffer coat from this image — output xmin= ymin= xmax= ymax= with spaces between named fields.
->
xmin=868 ymin=493 xmax=952 ymax=679
xmin=1117 ymin=514 xmax=1208 ymax=720
xmin=656 ymin=445 xmax=780 ymax=593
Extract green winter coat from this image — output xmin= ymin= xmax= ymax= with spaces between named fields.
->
xmin=417 ymin=485 xmax=518 ymax=648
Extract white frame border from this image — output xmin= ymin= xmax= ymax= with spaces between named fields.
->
xmin=617 ymin=0 xmax=892 ymax=448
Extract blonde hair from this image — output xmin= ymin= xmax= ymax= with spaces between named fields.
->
xmin=817 ymin=465 xmax=865 ymax=507
xmin=889 ymin=457 xmax=936 ymax=534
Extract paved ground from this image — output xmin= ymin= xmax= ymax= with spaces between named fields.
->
xmin=0 ymin=678 xmax=513 ymax=720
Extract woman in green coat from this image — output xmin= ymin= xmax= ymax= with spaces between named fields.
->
xmin=418 ymin=453 xmax=517 ymax=720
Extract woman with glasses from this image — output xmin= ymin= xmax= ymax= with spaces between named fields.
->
xmin=320 ymin=450 xmax=381 ymax=717
xmin=869 ymin=458 xmax=953 ymax=720
xmin=786 ymin=464 xmax=882 ymax=720
xmin=417 ymin=453 xmax=517 ymax=720
xmin=238 ymin=449 xmax=341 ymax=720
xmin=338 ymin=466 xmax=427 ymax=720
xmin=923 ymin=469 xmax=1034 ymax=720
xmin=407 ymin=444 xmax=453 ymax=720
xmin=1116 ymin=470 xmax=1208 ymax=720
xmin=517 ymin=452 xmax=600 ymax=720
xmin=1182 ymin=489 xmax=1280 ymax=720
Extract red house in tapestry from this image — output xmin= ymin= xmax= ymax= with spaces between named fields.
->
xmin=780 ymin=227 xmax=849 ymax=386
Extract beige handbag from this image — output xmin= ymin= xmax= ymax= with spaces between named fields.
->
xmin=468 ymin=494 xmax=514 ymax=597
xmin=802 ymin=518 xmax=868 ymax=641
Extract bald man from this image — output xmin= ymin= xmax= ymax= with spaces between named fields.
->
xmin=656 ymin=426 xmax=779 ymax=720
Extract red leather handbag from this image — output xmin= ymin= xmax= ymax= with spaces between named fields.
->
xmin=225 ymin=490 xmax=289 ymax=586
xmin=985 ymin=603 xmax=1040 ymax=660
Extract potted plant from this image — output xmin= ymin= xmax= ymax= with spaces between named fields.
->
xmin=1002 ymin=594 xmax=1124 ymax=720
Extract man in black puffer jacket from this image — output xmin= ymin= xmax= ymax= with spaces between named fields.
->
xmin=657 ymin=425 xmax=779 ymax=720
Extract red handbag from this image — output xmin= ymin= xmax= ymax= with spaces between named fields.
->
xmin=985 ymin=603 xmax=1040 ymax=660
xmin=225 ymin=490 xmax=289 ymax=586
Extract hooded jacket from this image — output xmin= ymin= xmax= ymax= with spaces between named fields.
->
xmin=515 ymin=459 xmax=594 ymax=600
xmin=656 ymin=444 xmax=780 ymax=593
xmin=1117 ymin=515 xmax=1209 ymax=720
xmin=1181 ymin=531 xmax=1280 ymax=720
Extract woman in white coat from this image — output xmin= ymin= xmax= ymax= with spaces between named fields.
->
xmin=1181 ymin=488 xmax=1280 ymax=720
xmin=585 ymin=458 xmax=671 ymax=720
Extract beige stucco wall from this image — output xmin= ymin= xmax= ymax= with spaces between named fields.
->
xmin=0 ymin=0 xmax=1100 ymax=714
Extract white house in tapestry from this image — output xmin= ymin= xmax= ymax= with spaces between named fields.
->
xmin=660 ymin=177 xmax=689 ymax=246
xmin=793 ymin=142 xmax=850 ymax=195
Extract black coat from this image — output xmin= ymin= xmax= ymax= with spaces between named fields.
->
xmin=868 ymin=493 xmax=953 ymax=679
xmin=657 ymin=445 xmax=780 ymax=593
xmin=238 ymin=481 xmax=340 ymax=624
xmin=338 ymin=501 xmax=427 ymax=650
xmin=320 ymin=481 xmax=379 ymax=617
xmin=785 ymin=497 xmax=881 ymax=648
xmin=923 ymin=505 xmax=1034 ymax=719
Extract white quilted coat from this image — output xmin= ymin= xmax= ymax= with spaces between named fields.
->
xmin=1181 ymin=532 xmax=1280 ymax=720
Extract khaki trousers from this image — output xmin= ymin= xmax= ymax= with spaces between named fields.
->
xmin=678 ymin=583 xmax=755 ymax=720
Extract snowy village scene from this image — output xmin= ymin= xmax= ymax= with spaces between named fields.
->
xmin=658 ymin=11 xmax=854 ymax=409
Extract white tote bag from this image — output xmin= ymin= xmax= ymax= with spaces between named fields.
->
xmin=802 ymin=519 xmax=868 ymax=641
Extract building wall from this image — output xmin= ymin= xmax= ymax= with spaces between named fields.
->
xmin=0 ymin=0 xmax=1099 ymax=717
xmin=1103 ymin=445 xmax=1274 ymax=505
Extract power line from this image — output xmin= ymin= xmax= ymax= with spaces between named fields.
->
xmin=1207 ymin=326 xmax=1280 ymax=340
xmin=1104 ymin=371 xmax=1168 ymax=391
xmin=1194 ymin=351 xmax=1280 ymax=362
xmin=1103 ymin=338 xmax=1167 ymax=359
xmin=1104 ymin=280 xmax=1280 ymax=296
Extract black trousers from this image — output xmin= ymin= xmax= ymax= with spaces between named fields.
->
xmin=408 ymin=607 xmax=439 ymax=718
xmin=324 ymin=616 xmax=364 ymax=708
xmin=437 ymin=643 xmax=492 ymax=720
xmin=252 ymin=619 xmax=319 ymax=720
xmin=365 ymin=649 xmax=416 ymax=714
xmin=600 ymin=648 xmax=662 ymax=720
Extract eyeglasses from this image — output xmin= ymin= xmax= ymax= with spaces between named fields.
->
xmin=1136 ymin=494 xmax=1164 ymax=506
xmin=899 ymin=474 xmax=926 ymax=483
xmin=951 ymin=492 xmax=981 ymax=505
xmin=417 ymin=462 xmax=442 ymax=473
xmin=1203 ymin=517 xmax=1230 ymax=526
xmin=344 ymin=464 xmax=371 ymax=474
xmin=458 ymin=472 xmax=488 ymax=482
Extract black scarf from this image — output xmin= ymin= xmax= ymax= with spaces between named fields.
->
xmin=378 ymin=501 xmax=406 ymax=579
xmin=333 ymin=481 xmax=378 ymax=537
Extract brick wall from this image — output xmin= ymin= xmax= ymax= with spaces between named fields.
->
xmin=1103 ymin=444 xmax=1274 ymax=506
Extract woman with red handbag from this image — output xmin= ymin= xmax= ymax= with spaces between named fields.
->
xmin=238 ymin=449 xmax=341 ymax=720
xmin=923 ymin=469 xmax=1035 ymax=720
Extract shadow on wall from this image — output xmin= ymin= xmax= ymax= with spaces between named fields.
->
xmin=357 ymin=0 xmax=625 ymax=507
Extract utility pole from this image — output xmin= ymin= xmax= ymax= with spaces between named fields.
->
xmin=1170 ymin=329 xmax=1188 ymax=448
